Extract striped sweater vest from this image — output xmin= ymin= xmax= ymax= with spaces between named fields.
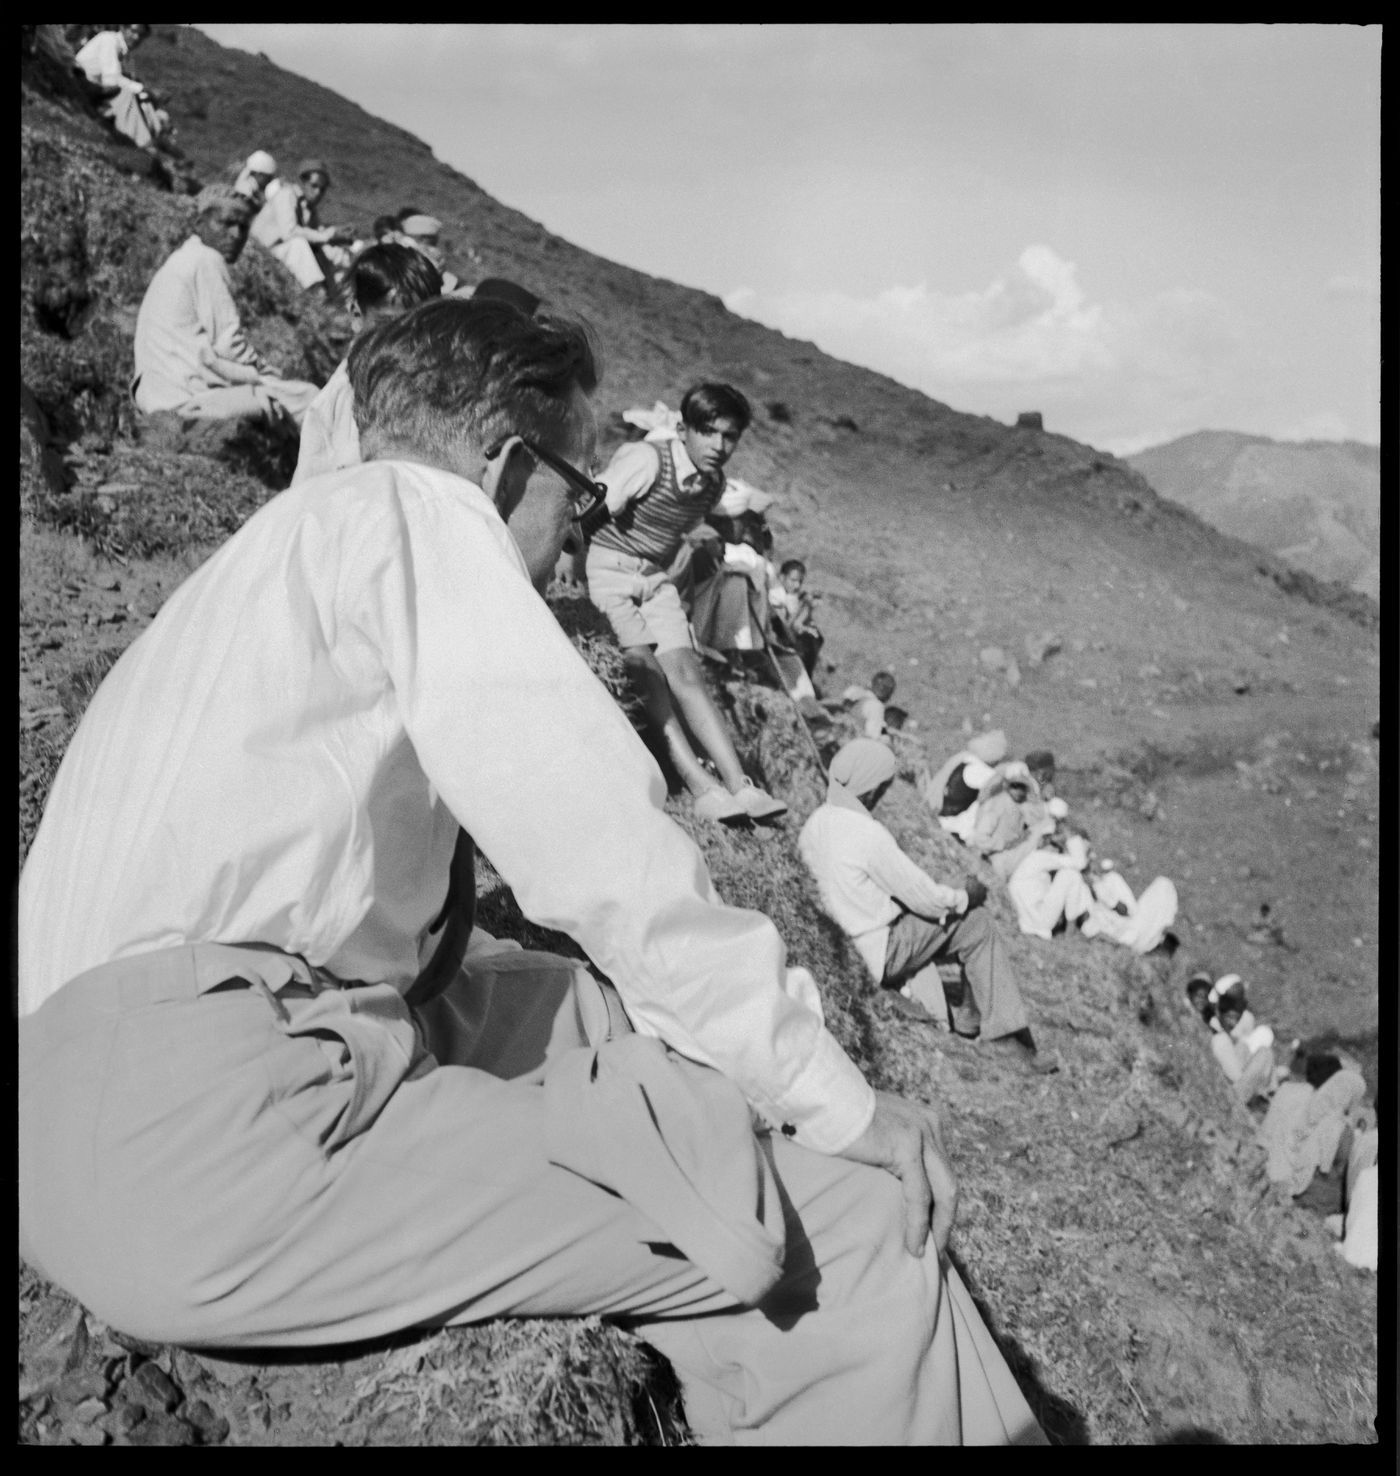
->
xmin=591 ymin=441 xmax=725 ymax=566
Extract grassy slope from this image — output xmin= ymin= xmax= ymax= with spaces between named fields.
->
xmin=20 ymin=27 xmax=1377 ymax=1446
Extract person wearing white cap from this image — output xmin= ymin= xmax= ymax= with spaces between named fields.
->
xmin=397 ymin=214 xmax=464 ymax=293
xmin=799 ymin=740 xmax=1056 ymax=1072
xmin=251 ymin=157 xmax=357 ymax=292
xmin=233 ymin=149 xmax=279 ymax=209
xmin=131 ymin=184 xmax=319 ymax=427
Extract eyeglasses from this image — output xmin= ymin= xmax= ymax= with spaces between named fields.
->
xmin=486 ymin=434 xmax=610 ymax=537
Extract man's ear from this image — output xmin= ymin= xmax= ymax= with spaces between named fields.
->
xmin=480 ymin=436 xmax=533 ymax=520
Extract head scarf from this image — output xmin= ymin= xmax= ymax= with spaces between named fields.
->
xmin=399 ymin=214 xmax=443 ymax=238
xmin=828 ymin=738 xmax=897 ymax=811
xmin=981 ymin=760 xmax=1040 ymax=803
xmin=245 ymin=149 xmax=277 ymax=176
xmin=1047 ymin=797 xmax=1069 ymax=821
xmin=966 ymin=729 xmax=1007 ymax=765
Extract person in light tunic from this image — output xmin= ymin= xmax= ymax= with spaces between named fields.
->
xmin=74 ymin=24 xmax=169 ymax=152
xmin=292 ymin=242 xmax=443 ymax=485
xmin=19 ymin=296 xmax=1044 ymax=1448
xmin=131 ymin=185 xmax=318 ymax=426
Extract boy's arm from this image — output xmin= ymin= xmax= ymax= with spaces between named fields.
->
xmin=599 ymin=440 xmax=663 ymax=515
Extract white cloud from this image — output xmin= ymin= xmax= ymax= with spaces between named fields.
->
xmin=726 ymin=246 xmax=1240 ymax=445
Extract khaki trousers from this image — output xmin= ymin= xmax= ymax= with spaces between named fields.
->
xmin=882 ymin=907 xmax=1030 ymax=1041
xmin=19 ymin=947 xmax=1044 ymax=1446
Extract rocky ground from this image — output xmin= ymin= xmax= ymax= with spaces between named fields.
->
xmin=20 ymin=26 xmax=1378 ymax=1446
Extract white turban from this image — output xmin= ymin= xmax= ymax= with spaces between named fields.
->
xmin=829 ymin=738 xmax=897 ymax=802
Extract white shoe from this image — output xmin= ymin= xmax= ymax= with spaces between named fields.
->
xmin=732 ymin=779 xmax=787 ymax=823
xmin=693 ymin=786 xmax=749 ymax=824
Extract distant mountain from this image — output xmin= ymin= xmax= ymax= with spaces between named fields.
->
xmin=1128 ymin=431 xmax=1379 ymax=599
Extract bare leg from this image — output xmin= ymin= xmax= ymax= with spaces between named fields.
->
xmin=623 ymin=648 xmax=718 ymax=799
xmin=656 ymin=647 xmax=747 ymax=793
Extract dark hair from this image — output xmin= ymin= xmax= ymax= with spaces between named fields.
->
xmin=871 ymin=670 xmax=896 ymax=701
xmin=680 ymin=383 xmax=752 ymax=433
xmin=349 ymin=296 xmax=600 ymax=464
xmin=372 ymin=215 xmax=399 ymax=240
xmin=779 ymin=558 xmax=806 ymax=578
xmin=1025 ymin=749 xmax=1056 ymax=778
xmin=1304 ymin=1052 xmax=1343 ymax=1090
xmin=1185 ymin=978 xmax=1211 ymax=998
xmin=883 ymin=706 xmax=908 ymax=732
xmin=348 ymin=242 xmax=443 ymax=315
xmin=473 ymin=278 xmax=542 ymax=318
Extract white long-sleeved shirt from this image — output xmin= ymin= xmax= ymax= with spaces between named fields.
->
xmin=132 ymin=235 xmax=275 ymax=412
xmin=292 ymin=359 xmax=357 ymax=484
xmin=75 ymin=29 xmax=131 ymax=86
xmin=251 ymin=182 xmax=335 ymax=251
xmin=599 ymin=436 xmax=701 ymax=515
xmin=798 ymin=801 xmax=968 ymax=982
xmin=19 ymin=459 xmax=875 ymax=1155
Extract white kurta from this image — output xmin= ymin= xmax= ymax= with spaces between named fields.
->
xmin=798 ymin=801 xmax=967 ymax=982
xmin=292 ymin=359 xmax=357 ymax=484
xmin=132 ymin=235 xmax=282 ymax=413
xmin=19 ymin=459 xmax=874 ymax=1155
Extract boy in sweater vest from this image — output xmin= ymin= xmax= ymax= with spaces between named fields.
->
xmin=587 ymin=384 xmax=786 ymax=824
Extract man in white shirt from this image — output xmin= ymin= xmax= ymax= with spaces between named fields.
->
xmin=74 ymin=24 xmax=168 ymax=152
xmin=251 ymin=158 xmax=357 ymax=293
xmin=292 ymin=241 xmax=443 ymax=485
xmin=798 ymin=740 xmax=1057 ymax=1073
xmin=132 ymin=185 xmax=319 ymax=426
xmin=18 ymin=298 xmax=1042 ymax=1446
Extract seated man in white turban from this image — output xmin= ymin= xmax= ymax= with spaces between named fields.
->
xmin=799 ymin=739 xmax=1057 ymax=1073
xmin=132 ymin=185 xmax=319 ymax=427
xmin=233 ymin=149 xmax=279 ymax=210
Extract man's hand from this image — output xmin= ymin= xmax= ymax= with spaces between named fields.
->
xmin=962 ymin=876 xmax=989 ymax=911
xmin=836 ymin=1091 xmax=958 ymax=1257
xmin=328 ymin=225 xmax=357 ymax=247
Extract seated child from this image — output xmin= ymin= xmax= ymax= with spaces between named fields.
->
xmin=970 ymin=762 xmax=1054 ymax=880
xmin=831 ymin=670 xmax=897 ymax=740
xmin=1206 ymin=975 xmax=1277 ymax=1104
xmin=769 ymin=558 xmax=824 ymax=678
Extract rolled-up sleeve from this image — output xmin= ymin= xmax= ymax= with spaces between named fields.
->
xmin=863 ymin=827 xmax=966 ymax=920
xmin=599 ymin=440 xmax=663 ymax=515
xmin=346 ymin=476 xmax=876 ymax=1154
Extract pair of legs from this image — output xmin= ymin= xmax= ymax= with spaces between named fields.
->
xmin=625 ymin=643 xmax=749 ymax=799
xmin=882 ymin=907 xmax=1032 ymax=1042
xmin=586 ymin=550 xmax=763 ymax=806
xmin=104 ymin=82 xmax=166 ymax=151
xmin=18 ymin=947 xmax=1043 ymax=1445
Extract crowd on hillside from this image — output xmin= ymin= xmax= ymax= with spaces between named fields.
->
xmin=18 ymin=34 xmax=1377 ymax=1452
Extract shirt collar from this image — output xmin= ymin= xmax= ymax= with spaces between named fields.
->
xmin=669 ymin=436 xmax=699 ymax=484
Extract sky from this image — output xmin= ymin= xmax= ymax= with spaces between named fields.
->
xmin=198 ymin=23 xmax=1381 ymax=455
